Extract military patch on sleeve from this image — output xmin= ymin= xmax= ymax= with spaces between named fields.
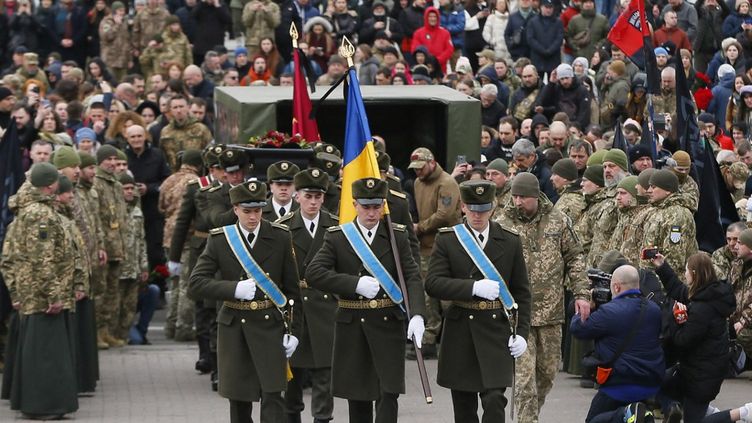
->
xmin=327 ymin=225 xmax=343 ymax=232
xmin=39 ymin=224 xmax=48 ymax=240
xmin=669 ymin=226 xmax=682 ymax=244
xmin=209 ymin=227 xmax=224 ymax=235
xmin=441 ymin=195 xmax=452 ymax=207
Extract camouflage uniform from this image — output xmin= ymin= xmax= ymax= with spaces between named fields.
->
xmin=132 ymin=6 xmax=170 ymax=50
xmin=92 ymin=167 xmax=128 ymax=336
xmin=495 ymin=195 xmax=589 ymax=423
xmin=161 ymin=29 xmax=193 ymax=69
xmin=552 ymin=182 xmax=586 ymax=224
xmin=676 ymin=176 xmax=699 ymax=213
xmin=139 ymin=44 xmax=181 ymax=82
xmin=607 ymin=198 xmax=650 ymax=266
xmin=491 ymin=183 xmax=512 ymax=221
xmin=159 ymin=166 xmax=200 ymax=340
xmin=712 ymin=245 xmax=736 ymax=281
xmin=76 ymin=179 xmax=107 ymax=314
xmin=115 ymin=198 xmax=149 ymax=340
xmin=56 ymin=202 xmax=90 ymax=310
xmin=728 ymin=258 xmax=752 ymax=358
xmin=642 ymin=193 xmax=698 ymax=275
xmin=99 ymin=15 xmax=131 ymax=80
xmin=159 ymin=119 xmax=213 ymax=171
xmin=241 ymin=0 xmax=281 ymax=54
xmin=573 ymin=187 xmax=617 ymax=267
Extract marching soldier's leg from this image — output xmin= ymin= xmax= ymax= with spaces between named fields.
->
xmin=348 ymin=400 xmax=373 ymax=423
xmin=260 ymin=392 xmax=285 ymax=423
xmin=310 ymin=367 xmax=334 ymax=422
xmin=194 ymin=300 xmax=212 ymax=373
xmin=535 ymin=325 xmax=562 ymax=412
xmin=374 ymin=392 xmax=398 ymax=423
xmin=209 ymin=303 xmax=219 ymax=391
xmin=480 ymin=389 xmax=507 ymax=423
xmin=284 ymin=367 xmax=305 ymax=423
xmin=515 ymin=327 xmax=540 ymax=423
xmin=229 ymin=399 xmax=253 ymax=423
xmin=450 ymin=390 xmax=480 ymax=423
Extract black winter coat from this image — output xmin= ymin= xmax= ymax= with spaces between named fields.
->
xmin=525 ymin=13 xmax=563 ymax=75
xmin=191 ymin=2 xmax=232 ymax=58
xmin=656 ymin=263 xmax=736 ymax=402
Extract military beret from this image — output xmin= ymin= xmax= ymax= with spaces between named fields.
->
xmin=510 ymin=172 xmax=540 ymax=198
xmin=181 ymin=149 xmax=204 ymax=169
xmin=616 ymin=175 xmax=640 ymax=198
xmin=267 ymin=160 xmax=299 ymax=182
xmin=230 ymin=180 xmax=267 ymax=208
xmin=57 ymin=175 xmax=74 ymax=194
xmin=78 ymin=152 xmax=96 ymax=168
xmin=311 ymin=152 xmax=341 ymax=178
xmin=486 ymin=158 xmax=509 ymax=176
xmin=637 ymin=168 xmax=657 ymax=190
xmin=672 ymin=150 xmax=691 ymax=168
xmin=352 ymin=177 xmax=388 ymax=205
xmin=30 ymin=162 xmax=59 ymax=188
xmin=53 ymin=146 xmax=81 ymax=170
xmin=587 ymin=150 xmax=607 ymax=166
xmin=551 ymin=158 xmax=578 ymax=181
xmin=649 ymin=169 xmax=679 ymax=193
xmin=96 ymin=145 xmax=119 ymax=164
xmin=313 ymin=143 xmax=342 ymax=158
xmin=218 ymin=148 xmax=247 ymax=172
xmin=583 ymin=165 xmax=605 ymax=187
xmin=376 ymin=151 xmax=391 ymax=172
xmin=739 ymin=228 xmax=752 ymax=249
xmin=119 ymin=172 xmax=135 ymax=185
xmin=460 ymin=180 xmax=496 ymax=212
xmin=294 ymin=168 xmax=329 ymax=193
xmin=603 ymin=149 xmax=629 ymax=171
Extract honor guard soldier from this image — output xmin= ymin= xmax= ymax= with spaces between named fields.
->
xmin=311 ymin=152 xmax=342 ymax=215
xmin=425 ymin=180 xmax=532 ymax=423
xmin=276 ymin=169 xmax=339 ymax=423
xmin=190 ymin=181 xmax=302 ymax=423
xmin=205 ymin=148 xmax=250 ymax=228
xmin=263 ymin=161 xmax=300 ymax=221
xmin=306 ymin=177 xmax=426 ymax=423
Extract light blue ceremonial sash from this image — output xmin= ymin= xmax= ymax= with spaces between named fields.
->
xmin=223 ymin=224 xmax=287 ymax=307
xmin=453 ymin=224 xmax=516 ymax=310
xmin=341 ymin=222 xmax=404 ymax=304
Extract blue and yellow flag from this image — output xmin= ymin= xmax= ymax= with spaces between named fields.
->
xmin=339 ymin=68 xmax=383 ymax=222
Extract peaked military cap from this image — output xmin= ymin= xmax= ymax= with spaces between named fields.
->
xmin=311 ymin=152 xmax=341 ymax=178
xmin=218 ymin=148 xmax=247 ymax=173
xmin=267 ymin=160 xmax=299 ymax=182
xmin=376 ymin=151 xmax=391 ymax=172
xmin=204 ymin=144 xmax=226 ymax=168
xmin=294 ymin=168 xmax=329 ymax=193
xmin=313 ymin=142 xmax=342 ymax=158
xmin=352 ymin=177 xmax=387 ymax=205
xmin=230 ymin=180 xmax=268 ymax=208
xmin=460 ymin=180 xmax=496 ymax=212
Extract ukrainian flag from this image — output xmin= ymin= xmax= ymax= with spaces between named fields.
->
xmin=339 ymin=68 xmax=384 ymax=222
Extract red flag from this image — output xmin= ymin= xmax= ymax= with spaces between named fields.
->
xmin=607 ymin=0 xmax=644 ymax=56
xmin=292 ymin=48 xmax=320 ymax=141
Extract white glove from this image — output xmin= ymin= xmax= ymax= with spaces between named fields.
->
xmin=407 ymin=315 xmax=425 ymax=348
xmin=234 ymin=279 xmax=256 ymax=300
xmin=283 ymin=334 xmax=299 ymax=358
xmin=167 ymin=261 xmax=181 ymax=277
xmin=508 ymin=336 xmax=527 ymax=359
xmin=355 ymin=276 xmax=380 ymax=299
xmin=472 ymin=279 xmax=500 ymax=300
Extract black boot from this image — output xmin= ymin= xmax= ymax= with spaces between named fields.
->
xmin=195 ymin=338 xmax=211 ymax=374
xmin=286 ymin=413 xmax=301 ymax=423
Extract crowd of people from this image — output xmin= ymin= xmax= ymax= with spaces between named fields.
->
xmin=0 ymin=0 xmax=752 ymax=421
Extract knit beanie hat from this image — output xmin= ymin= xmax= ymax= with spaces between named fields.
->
xmin=551 ymin=158 xmax=578 ymax=181
xmin=649 ymin=169 xmax=679 ymax=193
xmin=583 ymin=165 xmax=605 ymax=187
xmin=96 ymin=145 xmax=119 ymax=165
xmin=75 ymin=127 xmax=96 ymax=144
xmin=556 ymin=63 xmax=574 ymax=79
xmin=739 ymin=228 xmax=752 ymax=249
xmin=638 ymin=168 xmax=657 ymax=190
xmin=78 ymin=152 xmax=96 ymax=168
xmin=52 ymin=146 xmax=81 ymax=169
xmin=672 ymin=150 xmax=691 ymax=168
xmin=587 ymin=150 xmax=607 ymax=166
xmin=510 ymin=172 xmax=540 ymax=197
xmin=30 ymin=162 xmax=59 ymax=188
xmin=603 ymin=149 xmax=629 ymax=171
xmin=617 ymin=175 xmax=640 ymax=198
xmin=487 ymin=158 xmax=509 ymax=175
xmin=119 ymin=173 xmax=135 ymax=185
xmin=111 ymin=1 xmax=125 ymax=11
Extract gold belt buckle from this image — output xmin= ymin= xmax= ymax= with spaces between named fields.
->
xmin=479 ymin=301 xmax=488 ymax=310
xmin=250 ymin=301 xmax=259 ymax=310
xmin=369 ymin=299 xmax=378 ymax=309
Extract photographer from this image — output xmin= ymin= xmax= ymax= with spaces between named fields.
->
xmin=570 ymin=265 xmax=664 ymax=423
xmin=651 ymin=252 xmax=736 ymax=423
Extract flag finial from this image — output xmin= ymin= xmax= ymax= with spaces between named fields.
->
xmin=290 ymin=23 xmax=299 ymax=49
xmin=339 ymin=36 xmax=355 ymax=67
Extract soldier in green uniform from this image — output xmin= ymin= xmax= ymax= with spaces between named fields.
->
xmin=205 ymin=148 xmax=250 ymax=228
xmin=276 ymin=169 xmax=339 ymax=423
xmin=377 ymin=152 xmax=420 ymax=262
xmin=485 ymin=159 xmax=512 ymax=220
xmin=426 ymin=179 xmax=532 ymax=422
xmin=189 ymin=181 xmax=301 ymax=423
xmin=573 ymin=165 xmax=608 ymax=262
xmin=311 ymin=152 xmax=342 ymax=215
xmin=712 ymin=222 xmax=746 ymax=280
xmin=668 ymin=150 xmax=699 ymax=213
xmin=607 ymin=176 xmax=649 ymax=266
xmin=159 ymin=95 xmax=213 ymax=171
xmin=730 ymin=229 xmax=752 ymax=361
xmin=550 ymin=158 xmax=586 ymax=223
xmin=263 ymin=161 xmax=300 ymax=221
xmin=306 ymin=177 xmax=426 ymax=423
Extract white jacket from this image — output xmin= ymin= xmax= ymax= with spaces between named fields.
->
xmin=482 ymin=10 xmax=511 ymax=62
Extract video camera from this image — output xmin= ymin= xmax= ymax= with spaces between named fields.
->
xmin=587 ymin=269 xmax=612 ymax=309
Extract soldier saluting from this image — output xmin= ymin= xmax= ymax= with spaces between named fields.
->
xmin=189 ymin=181 xmax=301 ymax=423
xmin=306 ymin=177 xmax=426 ymax=423
xmin=426 ymin=179 xmax=532 ymax=423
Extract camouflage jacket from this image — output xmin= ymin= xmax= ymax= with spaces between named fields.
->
xmin=676 ymin=175 xmax=699 ymax=213
xmin=642 ymin=193 xmax=698 ymax=274
xmin=729 ymin=258 xmax=752 ymax=329
xmin=121 ymin=201 xmax=149 ymax=280
xmin=159 ymin=166 xmax=200 ymax=248
xmin=0 ymin=189 xmax=72 ymax=315
xmin=241 ymin=0 xmax=281 ymax=48
xmin=573 ymin=187 xmax=616 ymax=266
xmin=491 ymin=183 xmax=512 ymax=221
xmin=57 ymin=202 xmax=90 ymax=306
xmin=161 ymin=29 xmax=193 ymax=68
xmin=495 ymin=194 xmax=589 ymax=326
xmin=99 ymin=15 xmax=131 ymax=68
xmin=607 ymin=200 xmax=649 ymax=266
xmin=93 ymin=167 xmax=128 ymax=261
xmin=133 ymin=6 xmax=170 ymax=50
xmin=139 ymin=44 xmax=180 ymax=81
xmin=712 ymin=245 xmax=736 ymax=281
xmin=159 ymin=119 xmax=213 ymax=171
xmin=77 ymin=181 xmax=106 ymax=263
xmin=414 ymin=164 xmax=462 ymax=254
xmin=553 ymin=182 xmax=586 ymax=224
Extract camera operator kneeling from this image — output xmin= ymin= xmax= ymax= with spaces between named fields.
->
xmin=570 ymin=265 xmax=665 ymax=423
xmin=652 ymin=253 xmax=739 ymax=423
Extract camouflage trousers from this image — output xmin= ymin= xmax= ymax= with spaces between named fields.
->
xmin=115 ymin=278 xmax=140 ymax=340
xmin=102 ymin=261 xmax=121 ymax=332
xmin=91 ymin=263 xmax=107 ymax=330
xmin=165 ymin=248 xmax=195 ymax=339
xmin=421 ymin=254 xmax=450 ymax=346
xmin=515 ymin=325 xmax=562 ymax=423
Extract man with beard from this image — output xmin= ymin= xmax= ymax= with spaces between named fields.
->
xmin=585 ymin=149 xmax=627 ymax=267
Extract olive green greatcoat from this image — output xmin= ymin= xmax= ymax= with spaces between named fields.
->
xmin=425 ymin=222 xmax=532 ymax=391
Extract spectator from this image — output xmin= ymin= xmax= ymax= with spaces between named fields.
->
xmin=233 ymin=47 xmax=251 ymax=76
xmin=480 ymin=83 xmax=505 ymax=127
xmin=133 ymin=0 xmax=169 ymax=54
xmin=359 ymin=1 xmax=404 ymax=46
xmin=357 ymin=44 xmax=380 ymax=85
xmin=723 ymin=0 xmax=750 ymax=38
xmin=184 ymin=65 xmax=215 ymax=101
xmin=463 ymin=0 xmax=491 ymax=71
xmin=708 ymin=38 xmax=746 ymax=82
xmin=662 ymin=0 xmax=699 ymax=44
xmin=654 ymin=10 xmax=693 ymax=53
xmin=599 ymin=60 xmax=630 ymax=129
xmin=9 ymin=0 xmax=43 ymax=54
xmin=399 ymin=0 xmax=426 ymax=52
xmin=276 ymin=0 xmax=321 ymax=62
xmin=736 ymin=18 xmax=752 ymax=58
xmin=174 ymin=0 xmax=197 ymax=43
xmin=437 ymin=0 xmax=465 ymax=63
xmin=511 ymin=138 xmax=559 ymax=202
xmin=316 ymin=55 xmax=347 ymax=86
xmin=536 ymin=63 xmax=592 ymax=130
xmin=566 ymin=0 xmax=609 ymax=63
xmin=258 ymin=37 xmax=285 ymax=78
xmin=200 ymin=51 xmax=225 ymax=86
xmin=525 ymin=0 xmax=564 ymax=77
xmin=98 ymin=1 xmax=130 ymax=82
xmin=325 ymin=0 xmax=358 ymax=43
xmin=304 ymin=17 xmax=336 ymax=73
xmin=708 ymin=64 xmax=737 ymax=127
xmin=505 ymin=0 xmax=534 ymax=61
xmin=482 ymin=0 xmax=511 ymax=63
xmin=242 ymin=0 xmax=280 ymax=57
xmin=411 ymin=7 xmax=453 ymax=74
xmin=192 ymin=0 xmax=231 ymax=66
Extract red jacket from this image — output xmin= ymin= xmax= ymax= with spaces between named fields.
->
xmin=653 ymin=27 xmax=692 ymax=52
xmin=411 ymin=7 xmax=453 ymax=73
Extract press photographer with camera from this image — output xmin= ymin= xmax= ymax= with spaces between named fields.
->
xmin=570 ymin=264 xmax=664 ymax=423
xmin=651 ymin=252 xmax=737 ymax=423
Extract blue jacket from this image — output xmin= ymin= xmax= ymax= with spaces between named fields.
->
xmin=439 ymin=4 xmax=465 ymax=50
xmin=722 ymin=12 xmax=748 ymax=39
xmin=707 ymin=72 xmax=735 ymax=126
xmin=525 ymin=13 xmax=564 ymax=75
xmin=504 ymin=10 xmax=533 ymax=60
xmin=478 ymin=66 xmax=510 ymax=108
xmin=570 ymin=290 xmax=665 ymax=402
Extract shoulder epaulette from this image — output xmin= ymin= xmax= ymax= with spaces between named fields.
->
xmin=271 ymin=222 xmax=290 ymax=231
xmin=387 ymin=174 xmax=401 ymax=182
xmin=391 ymin=223 xmax=406 ymax=232
xmin=325 ymin=211 xmax=339 ymax=221
xmin=198 ymin=176 xmax=213 ymax=190
xmin=188 ymin=178 xmax=199 ymax=185
xmin=209 ymin=227 xmax=224 ymax=235
xmin=438 ymin=227 xmax=454 ymax=233
xmin=327 ymin=225 xmax=343 ymax=232
xmin=501 ymin=225 xmax=519 ymax=236
xmin=389 ymin=189 xmax=406 ymax=199
xmin=276 ymin=213 xmax=294 ymax=223
xmin=208 ymin=185 xmax=222 ymax=193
